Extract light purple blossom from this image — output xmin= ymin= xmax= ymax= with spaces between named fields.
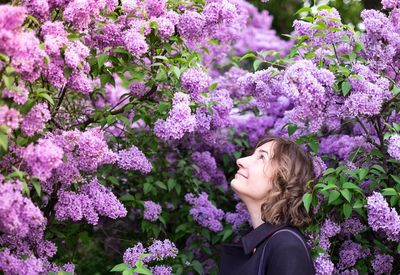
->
xmin=143 ymin=200 xmax=162 ymax=221
xmin=117 ymin=146 xmax=152 ymax=174
xmin=312 ymin=156 xmax=327 ymax=178
xmin=338 ymin=240 xmax=370 ymax=270
xmin=367 ymin=192 xmax=400 ymax=241
xmin=225 ymin=202 xmax=251 ymax=232
xmin=178 ymin=11 xmax=206 ymax=43
xmin=147 ymin=239 xmax=178 ymax=261
xmin=123 ymin=243 xmax=146 ymax=268
xmin=314 ymin=254 xmax=335 ymax=275
xmin=22 ymin=138 xmax=64 ymax=181
xmin=154 ymin=93 xmax=196 ymax=140
xmin=319 ymin=218 xmax=340 ymax=250
xmin=371 ymin=252 xmax=393 ymax=274
xmin=150 ymin=265 xmax=173 ymax=275
xmin=185 ymin=192 xmax=224 ymax=232
xmin=21 ymin=103 xmax=51 ymax=136
xmin=388 ymin=134 xmax=400 ymax=160
xmin=0 ymin=106 xmax=22 ymax=130
xmin=0 ymin=180 xmax=46 ymax=238
xmin=181 ymin=68 xmax=211 ymax=101
xmin=123 ymin=30 xmax=148 ymax=57
xmin=2 ymin=84 xmax=29 ymax=105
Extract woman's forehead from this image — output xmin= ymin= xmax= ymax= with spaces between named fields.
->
xmin=256 ymin=141 xmax=275 ymax=154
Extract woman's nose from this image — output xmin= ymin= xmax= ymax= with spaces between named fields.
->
xmin=236 ymin=157 xmax=245 ymax=168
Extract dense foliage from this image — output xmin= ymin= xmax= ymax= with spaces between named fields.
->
xmin=0 ymin=0 xmax=399 ymax=274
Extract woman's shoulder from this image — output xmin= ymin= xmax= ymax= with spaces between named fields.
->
xmin=266 ymin=226 xmax=309 ymax=251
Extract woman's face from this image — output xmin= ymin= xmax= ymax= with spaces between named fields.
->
xmin=230 ymin=141 xmax=275 ymax=202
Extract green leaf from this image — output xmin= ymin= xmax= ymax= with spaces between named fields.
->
xmin=171 ymin=66 xmax=181 ymax=78
xmin=167 ymin=179 xmax=176 ymax=191
xmin=132 ymin=266 xmax=152 ymax=275
xmin=37 ymin=92 xmax=55 ymax=105
xmin=342 ymin=182 xmax=360 ymax=190
xmin=100 ymin=73 xmax=115 ymax=87
xmin=302 ymin=193 xmax=313 ymax=213
xmin=343 ymin=203 xmax=352 ymax=218
xmin=328 ymin=190 xmax=340 ymax=205
xmin=390 ymin=195 xmax=399 ymax=207
xmin=382 ymin=188 xmax=398 ymax=196
xmin=240 ymin=52 xmax=256 ymax=61
xmin=122 ymin=269 xmax=134 ymax=275
xmin=287 ymin=123 xmax=298 ymax=136
xmin=253 ymin=59 xmax=262 ymax=71
xmin=110 ymin=263 xmax=129 ymax=272
xmin=353 ymin=199 xmax=364 ymax=209
xmin=295 ymin=7 xmax=312 ymax=15
xmin=358 ymin=168 xmax=369 ymax=181
xmin=155 ymin=181 xmax=167 ymax=190
xmin=341 ymin=81 xmax=351 ymax=96
xmin=391 ymin=175 xmax=400 ymax=185
xmin=323 ymin=168 xmax=336 ymax=176
xmin=0 ymin=130 xmax=8 ymax=151
xmin=192 ymin=260 xmax=203 ymax=275
xmin=32 ymin=180 xmax=41 ymax=197
xmin=391 ymin=85 xmax=400 ymax=97
xmin=119 ymin=194 xmax=136 ymax=202
xmin=98 ymin=54 xmax=108 ymax=70
xmin=371 ymin=164 xmax=385 ymax=173
xmin=222 ymin=229 xmax=233 ymax=242
xmin=340 ymin=189 xmax=352 ymax=202
xmin=209 ymin=82 xmax=218 ymax=91
xmin=153 ymin=55 xmax=168 ymax=61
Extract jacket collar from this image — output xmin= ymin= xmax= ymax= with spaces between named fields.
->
xmin=241 ymin=222 xmax=286 ymax=255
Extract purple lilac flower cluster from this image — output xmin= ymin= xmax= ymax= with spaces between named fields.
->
xmin=154 ymin=92 xmax=196 ymax=140
xmin=54 ymin=178 xmax=127 ymax=225
xmin=340 ymin=63 xmax=392 ymax=117
xmin=387 ymin=134 xmax=400 ymax=160
xmin=367 ymin=192 xmax=400 ymax=241
xmin=0 ymin=5 xmax=45 ymax=82
xmin=181 ymin=68 xmax=211 ymax=102
xmin=225 ymin=202 xmax=251 ymax=232
xmin=123 ymin=242 xmax=146 ymax=267
xmin=2 ymin=84 xmax=29 ymax=105
xmin=143 ymin=200 xmax=162 ymax=222
xmin=319 ymin=218 xmax=341 ymax=250
xmin=282 ymin=60 xmax=335 ymax=132
xmin=0 ymin=180 xmax=45 ymax=238
xmin=312 ymin=156 xmax=327 ymax=178
xmin=238 ymin=67 xmax=284 ymax=114
xmin=185 ymin=192 xmax=224 ymax=232
xmin=22 ymin=138 xmax=63 ymax=181
xmin=21 ymin=103 xmax=51 ymax=137
xmin=371 ymin=252 xmax=393 ymax=274
xmin=314 ymin=254 xmax=335 ymax=275
xmin=319 ymin=135 xmax=371 ymax=161
xmin=117 ymin=145 xmax=152 ymax=174
xmin=0 ymin=106 xmax=22 ymax=130
xmin=340 ymin=217 xmax=367 ymax=237
xmin=191 ymin=151 xmax=227 ymax=189
xmin=338 ymin=240 xmax=370 ymax=270
xmin=123 ymin=240 xmax=178 ymax=270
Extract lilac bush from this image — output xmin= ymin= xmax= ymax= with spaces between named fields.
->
xmin=1 ymin=0 xmax=400 ymax=273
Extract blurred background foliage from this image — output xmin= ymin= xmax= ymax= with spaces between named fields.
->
xmin=248 ymin=0 xmax=378 ymax=36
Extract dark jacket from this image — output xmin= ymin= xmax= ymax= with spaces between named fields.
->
xmin=219 ymin=223 xmax=315 ymax=275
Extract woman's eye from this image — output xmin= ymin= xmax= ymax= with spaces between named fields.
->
xmin=258 ymin=155 xmax=264 ymax=160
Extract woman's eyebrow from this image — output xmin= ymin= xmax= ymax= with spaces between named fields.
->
xmin=259 ymin=149 xmax=269 ymax=156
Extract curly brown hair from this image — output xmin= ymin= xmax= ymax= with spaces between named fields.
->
xmin=254 ymin=136 xmax=315 ymax=227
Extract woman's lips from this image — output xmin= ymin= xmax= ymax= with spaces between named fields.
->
xmin=236 ymin=172 xmax=247 ymax=179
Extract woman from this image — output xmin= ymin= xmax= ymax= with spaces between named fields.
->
xmin=219 ymin=136 xmax=315 ymax=275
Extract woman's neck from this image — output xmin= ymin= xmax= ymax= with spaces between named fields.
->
xmin=244 ymin=200 xmax=264 ymax=229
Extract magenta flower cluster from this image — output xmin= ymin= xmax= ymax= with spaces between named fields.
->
xmin=143 ymin=200 xmax=162 ymax=222
xmin=367 ymin=192 xmax=400 ymax=241
xmin=185 ymin=192 xmax=224 ymax=232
